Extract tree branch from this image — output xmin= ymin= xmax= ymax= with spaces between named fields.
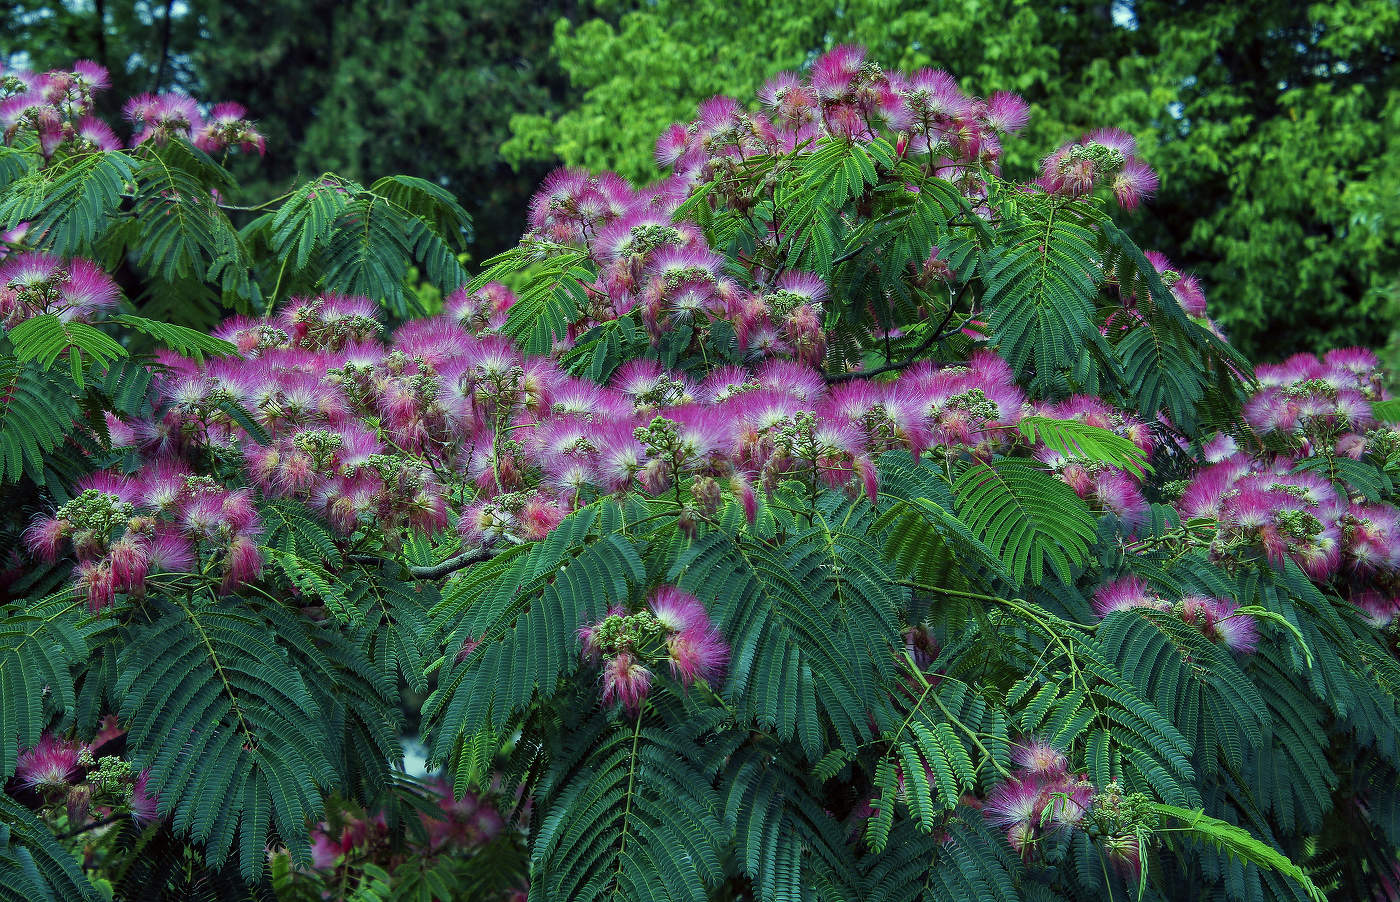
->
xmin=151 ymin=0 xmax=176 ymax=92
xmin=58 ymin=812 xmax=125 ymax=840
xmin=408 ymin=545 xmax=493 ymax=580
xmin=825 ymin=281 xmax=973 ymax=383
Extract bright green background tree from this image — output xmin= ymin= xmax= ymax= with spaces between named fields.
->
xmin=504 ymin=0 xmax=1400 ymax=359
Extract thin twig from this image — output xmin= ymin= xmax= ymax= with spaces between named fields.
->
xmin=58 ymin=812 xmax=126 ymax=840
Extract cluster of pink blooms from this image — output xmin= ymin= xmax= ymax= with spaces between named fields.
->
xmin=647 ymin=44 xmax=1156 ymax=219
xmin=524 ymin=164 xmax=830 ymax=362
xmin=24 ymin=467 xmax=266 ymax=609
xmin=1175 ymin=348 xmax=1400 ymax=625
xmin=10 ymin=730 xmax=157 ymax=825
xmin=0 ymin=59 xmax=263 ymax=160
xmin=982 ymin=741 xmax=1155 ymax=881
xmin=1033 ymin=395 xmax=1156 ymax=529
xmin=577 ymin=586 xmax=728 ymax=712
xmin=1039 ymin=127 xmax=1159 ymax=210
xmin=655 ymin=45 xmax=1030 ymax=196
xmin=0 ymin=250 xmax=120 ymax=326
xmin=1093 ymin=576 xmax=1260 ymax=653
xmin=983 ymin=740 xmax=1097 ymax=859
xmin=302 ymin=779 xmax=528 ymax=901
xmin=19 ymin=242 xmax=1206 ymax=611
xmin=1 ymin=60 xmax=114 ymax=157
xmin=1244 ymin=348 xmax=1386 ymax=447
xmin=1102 ymin=246 xmax=1224 ymax=342
xmin=124 ymin=94 xmax=265 ymax=155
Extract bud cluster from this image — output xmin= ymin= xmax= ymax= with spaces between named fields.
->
xmin=578 ymin=587 xmax=728 ymax=712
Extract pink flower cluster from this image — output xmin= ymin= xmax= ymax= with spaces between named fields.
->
xmin=658 ymin=45 xmax=1029 ymax=190
xmin=24 ymin=467 xmax=265 ymax=608
xmin=1244 ymin=348 xmax=1386 ymax=446
xmin=123 ymin=93 xmax=264 ymax=153
xmin=10 ymin=731 xmax=157 ymax=825
xmin=24 ymin=241 xmax=1217 ymax=611
xmin=579 ymin=586 xmax=728 ymax=712
xmin=0 ymin=251 xmax=120 ymax=325
xmin=1093 ymin=577 xmax=1260 ymax=653
xmin=101 ymin=281 xmax=1048 ymax=553
xmin=1178 ymin=457 xmax=1346 ymax=579
xmin=524 ymin=165 xmax=831 ymax=361
xmin=308 ymin=778 xmax=512 ymax=875
xmin=1 ymin=60 xmax=113 ymax=157
xmin=13 ymin=733 xmax=86 ymax=791
xmin=1173 ymin=347 xmax=1400 ymax=628
xmin=1 ymin=60 xmax=263 ymax=159
xmin=1033 ymin=395 xmax=1155 ymax=529
xmin=1039 ymin=128 xmax=1159 ymax=210
xmin=984 ymin=739 xmax=1096 ymax=858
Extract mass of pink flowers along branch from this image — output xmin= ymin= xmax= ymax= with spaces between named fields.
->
xmin=650 ymin=44 xmax=1152 ymax=224
xmin=1 ymin=60 xmax=264 ymax=160
xmin=11 ymin=722 xmax=158 ymax=830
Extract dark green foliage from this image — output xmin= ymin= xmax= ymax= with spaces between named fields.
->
xmin=1 ymin=39 xmax=1393 ymax=902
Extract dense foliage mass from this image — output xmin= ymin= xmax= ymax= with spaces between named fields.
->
xmin=4 ymin=1 xmax=1396 ymax=357
xmin=0 ymin=0 xmax=605 ymax=261
xmin=504 ymin=0 xmax=1400 ymax=359
xmin=2 ymin=47 xmax=1400 ymax=902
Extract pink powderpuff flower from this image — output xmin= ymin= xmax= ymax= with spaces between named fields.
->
xmin=648 ymin=586 xmax=708 ymax=633
xmin=1171 ymin=272 xmax=1208 ymax=318
xmin=1102 ymin=830 xmax=1144 ymax=883
xmin=1200 ymin=433 xmax=1237 ymax=464
xmin=775 ymin=271 xmax=829 ymax=307
xmin=220 ymin=534 xmax=263 ymax=593
xmin=1182 ymin=456 xmax=1253 ymax=517
xmin=1010 ymin=740 xmax=1069 ymax=779
xmin=1201 ymin=597 xmax=1259 ymax=654
xmin=72 ymin=60 xmax=110 ymax=93
xmin=1094 ymin=470 xmax=1148 ymax=528
xmin=108 ymin=535 xmax=151 ymax=592
xmin=1111 ymin=158 xmax=1158 ymax=211
xmin=983 ymin=91 xmax=1030 ymax=133
xmin=655 ymin=122 xmax=692 ymax=169
xmin=1351 ymin=590 xmax=1399 ymax=628
xmin=1040 ymin=146 xmax=1095 ymax=197
xmin=1093 ymin=576 xmax=1167 ymax=617
xmin=103 ymin=412 xmax=137 ymax=448
xmin=1054 ymin=777 xmax=1097 ymax=828
xmin=1085 ymin=127 xmax=1137 ymax=158
xmin=1346 ymin=502 xmax=1400 ymax=573
xmin=149 ymin=529 xmax=196 ymax=573
xmin=23 ymin=515 xmax=68 ymax=562
xmin=811 ymin=45 xmax=866 ymax=101
xmin=984 ymin=776 xmax=1046 ymax=832
xmin=519 ymin=495 xmax=567 ymax=541
xmin=0 ymin=90 xmax=51 ymax=131
xmin=15 ymin=734 xmax=86 ymax=790
xmin=666 ymin=623 xmax=728 ymax=686
xmin=76 ymin=559 xmax=118 ymax=611
xmin=74 ymin=115 xmax=120 ymax=152
xmin=601 ymin=652 xmax=653 ymax=712
xmin=852 ymin=454 xmax=880 ymax=503
xmin=130 ymin=768 xmax=160 ymax=823
xmin=753 ymin=359 xmax=826 ymax=403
